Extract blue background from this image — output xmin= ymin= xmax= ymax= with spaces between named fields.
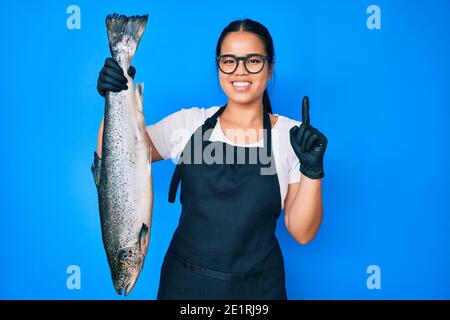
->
xmin=1 ymin=0 xmax=449 ymax=299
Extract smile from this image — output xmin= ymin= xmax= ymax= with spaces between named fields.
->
xmin=232 ymin=81 xmax=252 ymax=90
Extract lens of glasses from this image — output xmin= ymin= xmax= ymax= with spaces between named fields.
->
xmin=245 ymin=55 xmax=265 ymax=73
xmin=218 ymin=56 xmax=237 ymax=74
xmin=218 ymin=54 xmax=266 ymax=74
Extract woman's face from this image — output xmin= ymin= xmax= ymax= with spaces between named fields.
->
xmin=218 ymin=31 xmax=273 ymax=106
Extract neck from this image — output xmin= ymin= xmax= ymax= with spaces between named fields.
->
xmin=222 ymin=99 xmax=264 ymax=127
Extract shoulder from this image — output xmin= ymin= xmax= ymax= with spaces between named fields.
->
xmin=182 ymin=105 xmax=221 ymax=121
xmin=273 ymin=113 xmax=301 ymax=131
xmin=146 ymin=105 xmax=222 ymax=160
xmin=169 ymin=105 xmax=221 ymax=126
xmin=154 ymin=105 xmax=221 ymax=129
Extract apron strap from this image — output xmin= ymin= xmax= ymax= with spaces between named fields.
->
xmin=262 ymin=104 xmax=272 ymax=158
xmin=168 ymin=159 xmax=183 ymax=203
xmin=168 ymin=105 xmax=226 ymax=203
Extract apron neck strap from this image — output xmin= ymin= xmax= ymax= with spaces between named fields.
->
xmin=204 ymin=103 xmax=272 ymax=154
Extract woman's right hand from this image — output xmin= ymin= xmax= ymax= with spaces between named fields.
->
xmin=97 ymin=57 xmax=136 ymax=97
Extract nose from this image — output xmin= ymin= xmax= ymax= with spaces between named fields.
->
xmin=234 ymin=59 xmax=248 ymax=75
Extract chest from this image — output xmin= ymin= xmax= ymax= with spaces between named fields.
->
xmin=217 ymin=115 xmax=278 ymax=145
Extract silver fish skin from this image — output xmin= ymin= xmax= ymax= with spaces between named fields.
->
xmin=91 ymin=13 xmax=153 ymax=296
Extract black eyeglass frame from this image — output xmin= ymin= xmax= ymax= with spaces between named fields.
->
xmin=215 ymin=53 xmax=272 ymax=74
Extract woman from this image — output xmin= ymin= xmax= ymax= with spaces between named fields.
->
xmin=95 ymin=18 xmax=328 ymax=300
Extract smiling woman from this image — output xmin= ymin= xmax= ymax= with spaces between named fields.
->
xmin=94 ymin=17 xmax=328 ymax=300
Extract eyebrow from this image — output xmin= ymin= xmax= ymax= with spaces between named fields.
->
xmin=220 ymin=52 xmax=265 ymax=56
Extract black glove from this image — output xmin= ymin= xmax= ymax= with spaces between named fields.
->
xmin=289 ymin=96 xmax=328 ymax=179
xmin=97 ymin=57 xmax=136 ymax=97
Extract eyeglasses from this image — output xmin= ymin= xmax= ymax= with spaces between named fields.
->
xmin=216 ymin=53 xmax=272 ymax=74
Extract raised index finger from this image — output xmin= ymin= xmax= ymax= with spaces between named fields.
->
xmin=302 ymin=96 xmax=310 ymax=126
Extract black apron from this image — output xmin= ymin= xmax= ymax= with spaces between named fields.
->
xmin=157 ymin=104 xmax=287 ymax=300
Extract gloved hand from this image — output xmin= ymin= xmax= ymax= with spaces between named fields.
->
xmin=289 ymin=96 xmax=328 ymax=179
xmin=97 ymin=57 xmax=136 ymax=97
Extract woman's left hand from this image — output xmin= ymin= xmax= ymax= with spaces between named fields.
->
xmin=289 ymin=96 xmax=328 ymax=179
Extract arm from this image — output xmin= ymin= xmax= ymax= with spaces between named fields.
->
xmin=283 ymin=177 xmax=323 ymax=244
xmin=287 ymin=96 xmax=328 ymax=244
xmin=96 ymin=116 xmax=164 ymax=162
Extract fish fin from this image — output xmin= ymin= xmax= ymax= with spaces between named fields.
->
xmin=105 ymin=13 xmax=148 ymax=59
xmin=139 ymin=223 xmax=150 ymax=256
xmin=134 ymin=82 xmax=144 ymax=112
xmin=91 ymin=151 xmax=102 ymax=189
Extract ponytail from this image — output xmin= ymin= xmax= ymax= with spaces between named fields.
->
xmin=262 ymin=89 xmax=272 ymax=114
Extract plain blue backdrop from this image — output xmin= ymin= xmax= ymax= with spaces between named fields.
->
xmin=1 ymin=0 xmax=449 ymax=299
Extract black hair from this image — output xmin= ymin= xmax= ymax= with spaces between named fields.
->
xmin=215 ymin=18 xmax=275 ymax=114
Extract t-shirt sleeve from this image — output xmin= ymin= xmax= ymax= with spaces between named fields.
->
xmin=146 ymin=107 xmax=207 ymax=160
xmin=288 ymin=155 xmax=301 ymax=184
xmin=287 ymin=119 xmax=302 ymax=184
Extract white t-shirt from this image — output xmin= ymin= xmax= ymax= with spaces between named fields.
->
xmin=146 ymin=105 xmax=302 ymax=210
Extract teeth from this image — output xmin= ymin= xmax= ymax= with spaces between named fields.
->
xmin=232 ymin=81 xmax=251 ymax=87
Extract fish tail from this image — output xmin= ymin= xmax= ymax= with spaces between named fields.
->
xmin=105 ymin=13 xmax=148 ymax=59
